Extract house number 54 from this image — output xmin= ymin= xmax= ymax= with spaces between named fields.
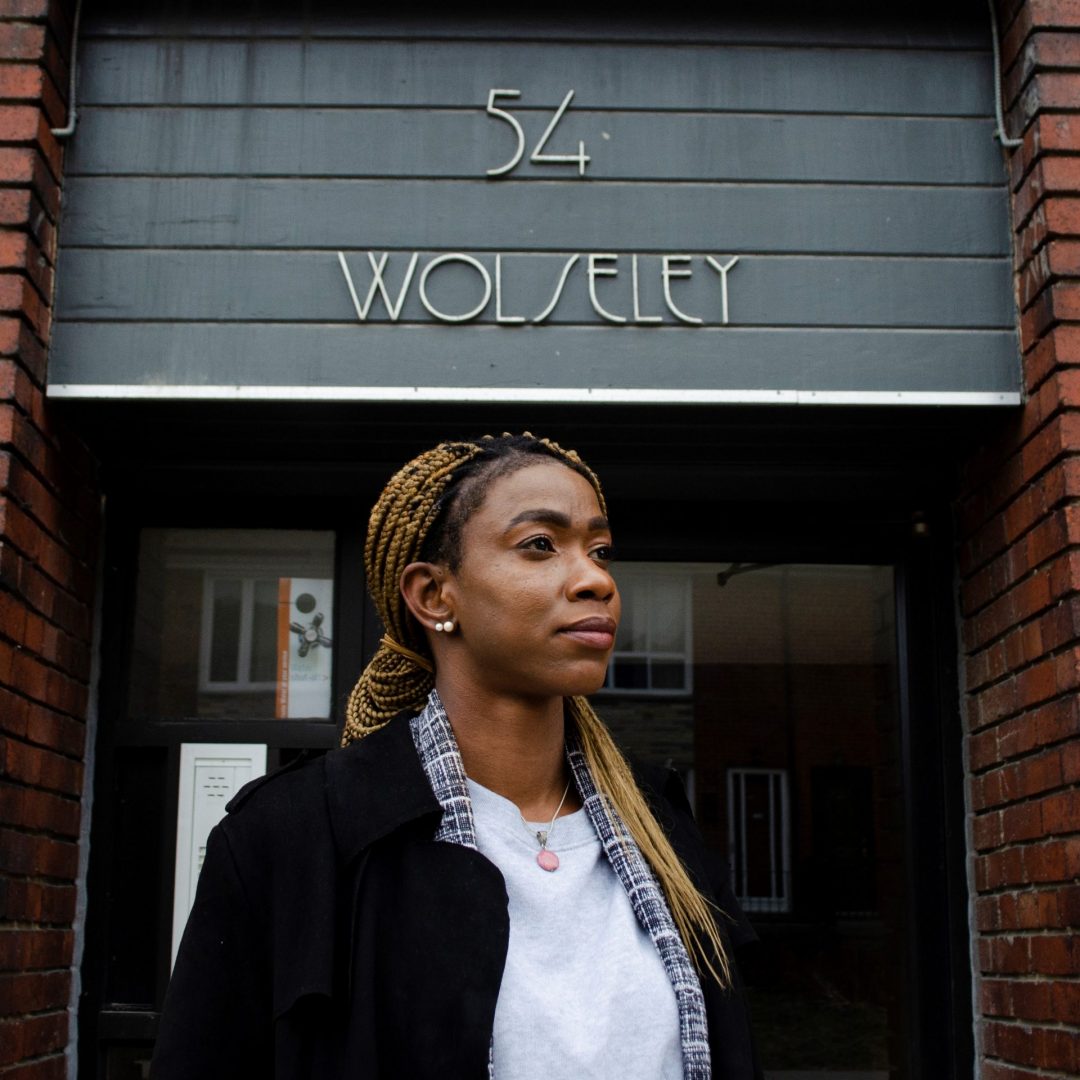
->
xmin=485 ymin=89 xmax=591 ymax=177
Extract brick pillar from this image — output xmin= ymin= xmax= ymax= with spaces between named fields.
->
xmin=956 ymin=2 xmax=1080 ymax=1076
xmin=0 ymin=2 xmax=99 ymax=1077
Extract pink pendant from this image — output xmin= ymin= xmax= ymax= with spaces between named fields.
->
xmin=537 ymin=849 xmax=560 ymax=872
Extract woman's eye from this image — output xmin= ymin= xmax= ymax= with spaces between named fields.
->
xmin=592 ymin=545 xmax=615 ymax=563
xmin=522 ymin=535 xmax=556 ymax=553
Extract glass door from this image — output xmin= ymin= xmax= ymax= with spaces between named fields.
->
xmin=84 ymin=526 xmax=343 ymax=1079
xmin=599 ymin=561 xmax=905 ymax=1078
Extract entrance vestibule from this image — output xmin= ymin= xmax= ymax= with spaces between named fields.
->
xmin=74 ymin=401 xmax=978 ymax=1079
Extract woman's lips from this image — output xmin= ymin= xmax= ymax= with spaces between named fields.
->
xmin=559 ymin=617 xmax=617 ymax=650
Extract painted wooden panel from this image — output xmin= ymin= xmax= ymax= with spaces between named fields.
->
xmin=69 ymin=108 xmax=1004 ymax=184
xmin=59 ymin=177 xmax=1010 ymax=256
xmin=56 ymin=249 xmax=1014 ymax=328
xmin=78 ymin=38 xmax=994 ymax=115
xmin=50 ymin=322 xmax=1019 ymax=400
xmin=52 ymin=15 xmax=1020 ymax=403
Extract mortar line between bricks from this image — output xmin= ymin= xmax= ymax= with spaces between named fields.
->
xmin=977 ymin=921 xmax=1080 ymax=933
xmin=0 ymin=703 xmax=91 ymax=749
xmin=957 ymin=469 xmax=1080 ymax=580
xmin=0 ymin=635 xmax=89 ymax=692
xmin=983 ymin=1016 xmax=1080 ymax=1030
xmin=960 ymin=547 xmax=1080 ymax=627
xmin=973 ymin=834 xmax=1080 ymax=856
xmin=0 ymin=491 xmax=103 ymax=582
xmin=964 ymin=634 xmax=1080 ymax=694
xmin=0 ymin=542 xmax=98 ymax=627
xmin=0 ymin=474 xmax=101 ymax=553
xmin=981 ymin=1060 xmax=1079 ymax=1074
xmin=975 ymin=837 xmax=1080 ymax=859
xmin=0 ymin=635 xmax=93 ymax=686
xmin=981 ymin=971 xmax=1080 ymax=980
xmin=968 ymin=722 xmax=1080 ymax=760
xmin=969 ymin=783 xmax=1080 ymax=812
xmin=0 ymin=819 xmax=85 ymax=845
xmin=958 ymin=442 xmax=1080 ymax=524
xmin=0 ymin=626 xmax=94 ymax=688
xmin=0 ymin=1051 xmax=70 ymax=1077
xmin=0 ymin=435 xmax=102 ymax=512
xmin=1 ymin=728 xmax=89 ymax=768
xmin=0 ymin=928 xmax=82 ymax=939
xmin=980 ymin=1057 xmax=1080 ymax=1077
xmin=0 ymin=518 xmax=98 ymax=585
xmin=0 ymin=1005 xmax=73 ymax=1024
xmin=966 ymin=702 xmax=1080 ymax=748
xmin=962 ymin=586 xmax=1080 ymax=654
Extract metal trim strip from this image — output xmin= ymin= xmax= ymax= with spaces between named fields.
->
xmin=45 ymin=384 xmax=1021 ymax=405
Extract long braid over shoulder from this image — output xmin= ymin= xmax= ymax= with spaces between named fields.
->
xmin=342 ymin=432 xmax=730 ymax=986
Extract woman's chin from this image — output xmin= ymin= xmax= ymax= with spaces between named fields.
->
xmin=559 ymin=666 xmax=612 ymax=699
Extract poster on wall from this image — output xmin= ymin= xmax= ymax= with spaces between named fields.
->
xmin=171 ymin=742 xmax=267 ymax=968
xmin=275 ymin=577 xmax=333 ymax=719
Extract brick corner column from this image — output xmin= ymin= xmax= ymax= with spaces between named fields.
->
xmin=0 ymin=2 xmax=101 ymax=1078
xmin=954 ymin=2 xmax=1080 ymax=1077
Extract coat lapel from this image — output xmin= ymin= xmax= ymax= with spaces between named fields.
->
xmin=324 ymin=714 xmax=444 ymax=863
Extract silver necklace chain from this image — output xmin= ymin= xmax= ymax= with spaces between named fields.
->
xmin=520 ymin=779 xmax=572 ymax=850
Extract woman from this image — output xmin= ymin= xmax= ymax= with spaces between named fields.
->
xmin=152 ymin=432 xmax=761 ymax=1080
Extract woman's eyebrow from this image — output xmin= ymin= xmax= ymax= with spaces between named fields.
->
xmin=504 ymin=509 xmax=610 ymax=532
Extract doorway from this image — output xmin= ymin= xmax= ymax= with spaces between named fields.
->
xmin=599 ymin=559 xmax=943 ymax=1079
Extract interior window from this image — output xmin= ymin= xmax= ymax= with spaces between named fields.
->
xmin=127 ymin=529 xmax=335 ymax=719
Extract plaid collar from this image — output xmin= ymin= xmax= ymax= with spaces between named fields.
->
xmin=409 ymin=688 xmax=711 ymax=1080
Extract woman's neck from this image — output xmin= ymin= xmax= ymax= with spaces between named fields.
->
xmin=434 ymin=677 xmax=582 ymax=820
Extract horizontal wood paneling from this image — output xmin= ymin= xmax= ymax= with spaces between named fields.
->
xmin=68 ymin=108 xmax=1005 ymax=184
xmin=53 ymin=16 xmax=1020 ymax=400
xmin=49 ymin=323 xmax=1018 ymax=396
xmin=55 ymin=250 xmax=1014 ymax=329
xmin=77 ymin=38 xmax=994 ymax=115
xmin=59 ymin=178 xmax=1010 ymax=256
xmin=84 ymin=14 xmax=988 ymax=49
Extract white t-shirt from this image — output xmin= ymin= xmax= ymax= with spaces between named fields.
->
xmin=467 ymin=778 xmax=684 ymax=1080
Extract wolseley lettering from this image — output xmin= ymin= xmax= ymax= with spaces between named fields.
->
xmin=337 ymin=251 xmax=740 ymax=326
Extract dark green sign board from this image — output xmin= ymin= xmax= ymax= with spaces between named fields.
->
xmin=50 ymin=17 xmax=1020 ymax=405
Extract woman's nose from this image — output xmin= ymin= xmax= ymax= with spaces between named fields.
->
xmin=568 ymin=551 xmax=616 ymax=601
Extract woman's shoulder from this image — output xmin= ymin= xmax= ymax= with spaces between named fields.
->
xmin=224 ymin=714 xmax=411 ymax=815
xmin=218 ymin=714 xmax=440 ymax=868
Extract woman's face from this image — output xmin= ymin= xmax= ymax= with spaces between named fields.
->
xmin=440 ymin=459 xmax=620 ymax=701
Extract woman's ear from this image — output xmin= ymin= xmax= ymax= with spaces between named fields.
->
xmin=400 ymin=561 xmax=454 ymax=632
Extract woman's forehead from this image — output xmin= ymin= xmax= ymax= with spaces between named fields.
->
xmin=474 ymin=460 xmax=605 ymax=522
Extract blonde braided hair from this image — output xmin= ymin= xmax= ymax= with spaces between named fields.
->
xmin=343 ymin=433 xmax=730 ymax=985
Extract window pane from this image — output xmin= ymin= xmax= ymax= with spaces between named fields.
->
xmin=249 ymin=579 xmax=279 ymax=684
xmin=207 ymin=580 xmax=241 ymax=683
xmin=129 ymin=529 xmax=335 ymax=720
xmin=650 ymin=577 xmax=686 ymax=653
xmin=615 ymin=575 xmax=650 ymax=652
xmin=612 ymin=657 xmax=648 ymax=690
xmin=608 ymin=570 xmax=690 ymax=694
xmin=649 ymin=659 xmax=686 ymax=690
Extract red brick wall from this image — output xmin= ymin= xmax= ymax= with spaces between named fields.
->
xmin=0 ymin=2 xmax=99 ymax=1077
xmin=957 ymin=2 xmax=1080 ymax=1076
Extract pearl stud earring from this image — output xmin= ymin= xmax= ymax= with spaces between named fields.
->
xmin=435 ymin=620 xmax=455 ymax=633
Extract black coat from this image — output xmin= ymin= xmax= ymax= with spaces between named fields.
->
xmin=151 ymin=715 xmax=763 ymax=1079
